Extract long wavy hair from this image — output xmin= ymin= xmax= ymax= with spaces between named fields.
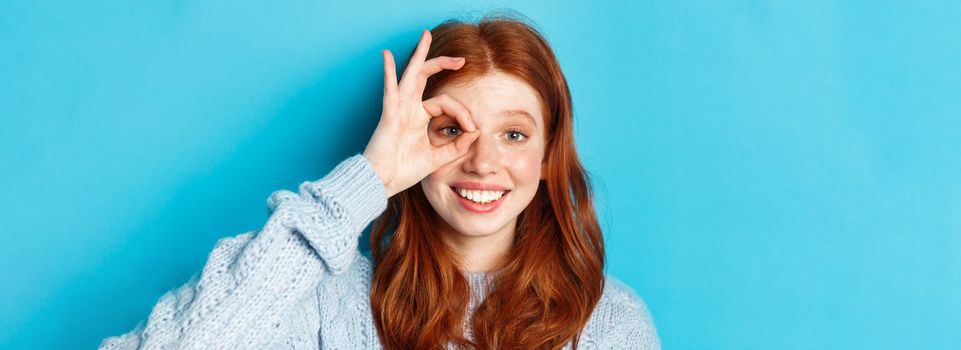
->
xmin=370 ymin=12 xmax=606 ymax=350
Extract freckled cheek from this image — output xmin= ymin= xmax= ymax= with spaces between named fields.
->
xmin=505 ymin=153 xmax=543 ymax=184
xmin=422 ymin=165 xmax=456 ymax=193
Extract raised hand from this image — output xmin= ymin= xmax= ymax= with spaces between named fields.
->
xmin=363 ymin=29 xmax=479 ymax=198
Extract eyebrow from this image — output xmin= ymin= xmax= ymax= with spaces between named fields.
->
xmin=497 ymin=110 xmax=537 ymax=125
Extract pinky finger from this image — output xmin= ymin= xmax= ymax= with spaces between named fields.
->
xmin=383 ymin=49 xmax=398 ymax=99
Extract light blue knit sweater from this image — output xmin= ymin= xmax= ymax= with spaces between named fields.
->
xmin=98 ymin=154 xmax=660 ymax=349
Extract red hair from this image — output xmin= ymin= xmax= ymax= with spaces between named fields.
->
xmin=370 ymin=11 xmax=606 ymax=349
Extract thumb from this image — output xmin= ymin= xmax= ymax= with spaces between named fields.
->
xmin=432 ymin=130 xmax=479 ymax=168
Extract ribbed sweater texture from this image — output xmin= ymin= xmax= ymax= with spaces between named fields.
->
xmin=99 ymin=154 xmax=660 ymax=349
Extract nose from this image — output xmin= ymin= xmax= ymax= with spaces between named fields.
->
xmin=461 ymin=133 xmax=500 ymax=176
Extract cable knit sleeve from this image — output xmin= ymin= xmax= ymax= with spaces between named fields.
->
xmin=98 ymin=154 xmax=388 ymax=350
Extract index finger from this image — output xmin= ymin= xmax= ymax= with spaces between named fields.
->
xmin=423 ymin=94 xmax=476 ymax=132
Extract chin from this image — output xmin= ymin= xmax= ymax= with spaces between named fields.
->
xmin=448 ymin=219 xmax=506 ymax=237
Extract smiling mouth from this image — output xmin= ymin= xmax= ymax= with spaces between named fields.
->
xmin=448 ymin=186 xmax=511 ymax=214
xmin=450 ymin=186 xmax=510 ymax=204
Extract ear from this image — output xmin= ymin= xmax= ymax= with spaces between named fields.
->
xmin=540 ymin=160 xmax=547 ymax=180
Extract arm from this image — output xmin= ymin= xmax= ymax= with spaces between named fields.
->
xmin=102 ymin=28 xmax=479 ymax=350
xmin=99 ymin=154 xmax=387 ymax=350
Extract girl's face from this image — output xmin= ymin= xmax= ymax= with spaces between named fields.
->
xmin=421 ymin=71 xmax=547 ymax=239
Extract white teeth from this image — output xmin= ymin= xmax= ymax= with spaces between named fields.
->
xmin=455 ymin=188 xmax=506 ymax=204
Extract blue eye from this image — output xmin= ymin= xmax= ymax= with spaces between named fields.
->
xmin=506 ymin=129 xmax=527 ymax=142
xmin=439 ymin=126 xmax=462 ymax=137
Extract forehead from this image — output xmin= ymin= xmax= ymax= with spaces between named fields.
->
xmin=434 ymin=71 xmax=544 ymax=127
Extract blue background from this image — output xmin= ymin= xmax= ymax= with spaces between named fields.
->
xmin=2 ymin=1 xmax=959 ymax=349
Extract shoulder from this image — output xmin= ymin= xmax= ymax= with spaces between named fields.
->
xmin=583 ymin=275 xmax=661 ymax=349
xmin=599 ymin=275 xmax=653 ymax=318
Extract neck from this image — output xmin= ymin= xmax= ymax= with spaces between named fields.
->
xmin=438 ymin=219 xmax=516 ymax=273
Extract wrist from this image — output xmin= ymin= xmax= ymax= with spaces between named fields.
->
xmin=362 ymin=152 xmax=394 ymax=198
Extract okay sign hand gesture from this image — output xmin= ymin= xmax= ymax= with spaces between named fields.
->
xmin=363 ymin=30 xmax=479 ymax=198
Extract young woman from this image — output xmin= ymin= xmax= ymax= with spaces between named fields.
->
xmin=100 ymin=13 xmax=659 ymax=350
